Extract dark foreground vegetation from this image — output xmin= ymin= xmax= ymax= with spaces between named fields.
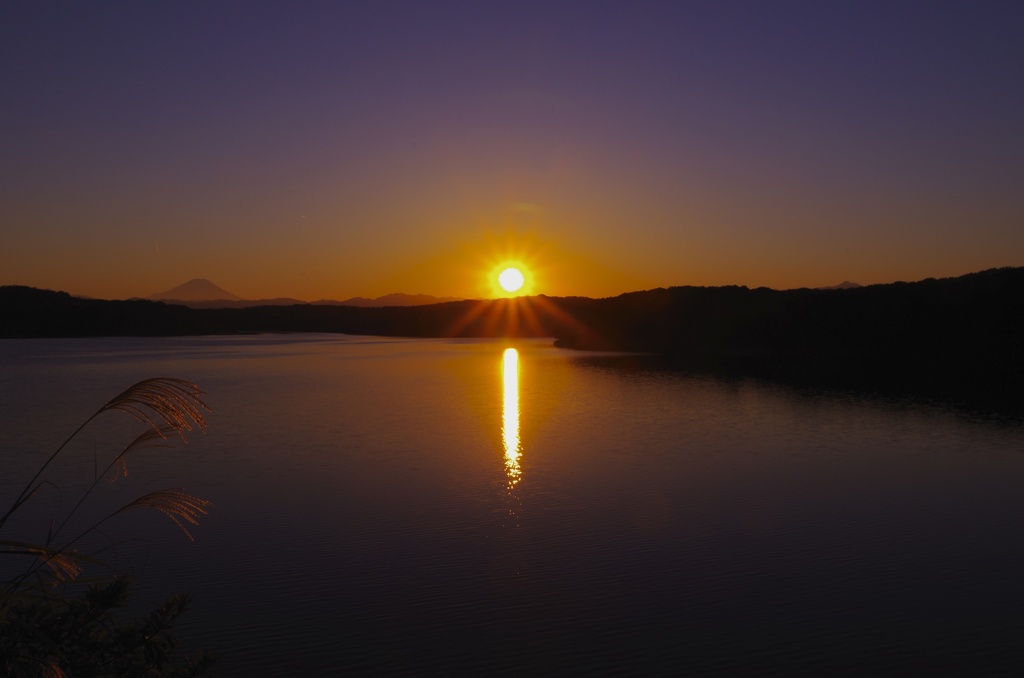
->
xmin=1 ymin=379 xmax=214 ymax=676
xmin=4 ymin=267 xmax=1022 ymax=359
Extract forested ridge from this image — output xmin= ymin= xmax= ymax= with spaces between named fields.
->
xmin=4 ymin=267 xmax=1022 ymax=361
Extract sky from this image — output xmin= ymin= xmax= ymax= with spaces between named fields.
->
xmin=3 ymin=1 xmax=1023 ymax=301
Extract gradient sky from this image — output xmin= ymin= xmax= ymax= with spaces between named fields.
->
xmin=3 ymin=1 xmax=1023 ymax=301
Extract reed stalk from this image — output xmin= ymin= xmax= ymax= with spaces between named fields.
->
xmin=0 ymin=377 xmax=215 ymax=675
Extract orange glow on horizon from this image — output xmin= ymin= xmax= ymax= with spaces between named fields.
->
xmin=487 ymin=260 xmax=534 ymax=297
xmin=473 ymin=226 xmax=550 ymax=299
xmin=343 ymin=212 xmax=660 ymax=302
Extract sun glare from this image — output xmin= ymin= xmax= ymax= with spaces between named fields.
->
xmin=498 ymin=267 xmax=525 ymax=293
xmin=477 ymin=229 xmax=543 ymax=298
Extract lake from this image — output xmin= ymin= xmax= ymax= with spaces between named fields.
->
xmin=2 ymin=335 xmax=1024 ymax=675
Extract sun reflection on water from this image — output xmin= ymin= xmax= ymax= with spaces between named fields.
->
xmin=502 ymin=347 xmax=522 ymax=490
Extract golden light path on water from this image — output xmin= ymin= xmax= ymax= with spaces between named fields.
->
xmin=502 ymin=347 xmax=522 ymax=490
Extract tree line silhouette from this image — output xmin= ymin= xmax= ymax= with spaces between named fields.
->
xmin=4 ymin=267 xmax=1022 ymax=363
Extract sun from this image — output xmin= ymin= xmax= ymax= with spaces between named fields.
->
xmin=498 ymin=267 xmax=525 ymax=293
xmin=486 ymin=259 xmax=534 ymax=297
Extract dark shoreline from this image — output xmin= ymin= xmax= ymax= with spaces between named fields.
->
xmin=4 ymin=267 xmax=1023 ymax=369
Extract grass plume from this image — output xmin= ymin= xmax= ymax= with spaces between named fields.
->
xmin=1 ymin=378 xmax=215 ymax=674
xmin=114 ymin=490 xmax=212 ymax=542
xmin=0 ymin=378 xmax=208 ymax=532
xmin=99 ymin=378 xmax=208 ymax=442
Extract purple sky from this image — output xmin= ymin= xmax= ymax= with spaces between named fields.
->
xmin=3 ymin=1 xmax=1023 ymax=300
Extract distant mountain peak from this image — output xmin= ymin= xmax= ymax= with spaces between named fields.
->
xmin=819 ymin=281 xmax=862 ymax=290
xmin=314 ymin=292 xmax=464 ymax=307
xmin=149 ymin=279 xmax=241 ymax=301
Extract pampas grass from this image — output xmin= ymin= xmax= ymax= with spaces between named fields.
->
xmin=1 ymin=377 xmax=210 ymax=589
xmin=115 ymin=489 xmax=211 ymax=542
xmin=1 ymin=378 xmax=208 ymax=533
xmin=0 ymin=378 xmax=215 ymax=675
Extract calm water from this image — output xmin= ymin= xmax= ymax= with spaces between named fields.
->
xmin=2 ymin=335 xmax=1024 ymax=676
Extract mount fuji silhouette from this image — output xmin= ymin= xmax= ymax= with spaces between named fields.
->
xmin=148 ymin=279 xmax=241 ymax=302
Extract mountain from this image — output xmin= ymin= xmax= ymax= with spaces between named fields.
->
xmin=316 ymin=293 xmax=465 ymax=307
xmin=818 ymin=281 xmax=862 ymax=290
xmin=9 ymin=268 xmax=1024 ymax=380
xmin=145 ymin=284 xmax=464 ymax=309
xmin=163 ymin=297 xmax=307 ymax=309
xmin=149 ymin=279 xmax=240 ymax=302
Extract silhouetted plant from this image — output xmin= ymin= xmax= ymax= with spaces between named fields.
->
xmin=0 ymin=378 xmax=215 ymax=676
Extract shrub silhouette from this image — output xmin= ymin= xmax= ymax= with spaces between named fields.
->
xmin=0 ymin=378 xmax=215 ymax=676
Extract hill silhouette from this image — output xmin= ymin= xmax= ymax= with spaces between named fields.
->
xmin=144 ymin=281 xmax=462 ymax=309
xmin=818 ymin=281 xmax=861 ymax=290
xmin=319 ymin=293 xmax=466 ymax=307
xmin=6 ymin=267 xmax=1022 ymax=415
xmin=148 ymin=278 xmax=240 ymax=302
xmin=5 ymin=268 xmax=1023 ymax=368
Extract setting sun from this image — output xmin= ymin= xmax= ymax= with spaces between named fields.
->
xmin=498 ymin=267 xmax=525 ymax=293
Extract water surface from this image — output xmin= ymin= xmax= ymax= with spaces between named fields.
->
xmin=2 ymin=335 xmax=1023 ymax=675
